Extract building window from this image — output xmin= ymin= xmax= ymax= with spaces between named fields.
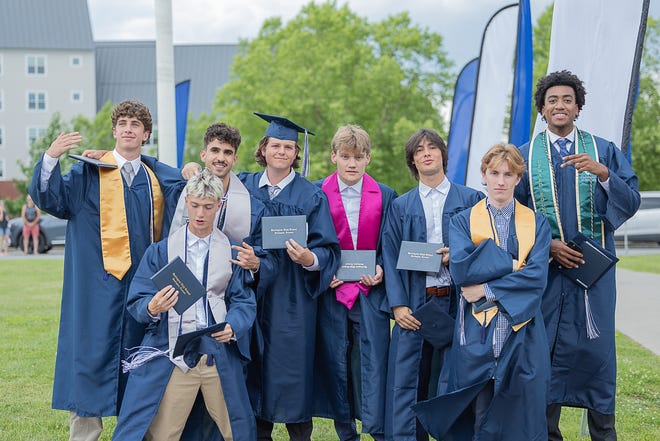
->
xmin=0 ymin=158 xmax=5 ymax=178
xmin=26 ymin=55 xmax=47 ymax=75
xmin=0 ymin=127 xmax=4 ymax=146
xmin=27 ymin=92 xmax=47 ymax=111
xmin=71 ymin=91 xmax=83 ymax=103
xmin=70 ymin=55 xmax=82 ymax=67
xmin=0 ymin=90 xmax=3 ymax=111
xmin=28 ymin=127 xmax=46 ymax=145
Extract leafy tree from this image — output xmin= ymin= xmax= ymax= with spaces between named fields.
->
xmin=631 ymin=17 xmax=660 ymax=190
xmin=71 ymin=101 xmax=115 ymax=150
xmin=15 ymin=113 xmax=70 ymax=197
xmin=531 ymin=3 xmax=553 ymax=130
xmin=208 ymin=1 xmax=453 ymax=194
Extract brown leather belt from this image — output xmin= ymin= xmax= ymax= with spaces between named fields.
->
xmin=426 ymin=286 xmax=450 ymax=296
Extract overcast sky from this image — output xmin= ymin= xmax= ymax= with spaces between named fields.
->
xmin=86 ymin=0 xmax=657 ymax=71
xmin=86 ymin=0 xmax=557 ymax=70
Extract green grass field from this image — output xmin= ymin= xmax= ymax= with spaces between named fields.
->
xmin=0 ymin=258 xmax=658 ymax=440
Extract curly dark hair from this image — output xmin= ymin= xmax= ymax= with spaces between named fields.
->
xmin=111 ymin=100 xmax=152 ymax=143
xmin=253 ymin=136 xmax=301 ymax=169
xmin=404 ymin=128 xmax=448 ymax=180
xmin=534 ymin=70 xmax=587 ymax=115
xmin=204 ymin=123 xmax=241 ymax=151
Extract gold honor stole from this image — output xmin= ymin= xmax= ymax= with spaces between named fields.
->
xmin=99 ymin=152 xmax=164 ymax=280
xmin=528 ymin=128 xmax=604 ymax=246
xmin=468 ymin=198 xmax=535 ymax=331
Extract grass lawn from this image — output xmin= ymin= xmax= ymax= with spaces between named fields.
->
xmin=1 ymin=258 xmax=658 ymax=440
xmin=618 ymin=253 xmax=660 ymax=274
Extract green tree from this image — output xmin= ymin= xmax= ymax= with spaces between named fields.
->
xmin=531 ymin=3 xmax=553 ymax=130
xmin=208 ymin=1 xmax=453 ymax=193
xmin=71 ymin=101 xmax=115 ymax=150
xmin=631 ymin=17 xmax=660 ymax=190
xmin=15 ymin=113 xmax=70 ymax=197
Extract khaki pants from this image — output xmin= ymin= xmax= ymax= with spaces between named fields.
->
xmin=146 ymin=355 xmax=233 ymax=441
xmin=69 ymin=412 xmax=102 ymax=441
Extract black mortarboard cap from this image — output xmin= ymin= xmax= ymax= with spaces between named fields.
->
xmin=254 ymin=112 xmax=315 ymax=176
xmin=412 ymin=299 xmax=455 ymax=349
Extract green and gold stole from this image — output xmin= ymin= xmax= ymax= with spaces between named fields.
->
xmin=527 ymin=128 xmax=604 ymax=246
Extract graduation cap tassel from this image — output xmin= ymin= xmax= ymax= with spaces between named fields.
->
xmin=121 ymin=346 xmax=172 ymax=373
xmin=459 ymin=295 xmax=466 ymax=346
xmin=302 ymin=129 xmax=310 ymax=178
xmin=584 ymin=289 xmax=600 ymax=339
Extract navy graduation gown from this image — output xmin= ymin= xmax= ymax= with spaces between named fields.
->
xmin=28 ymin=155 xmax=184 ymax=417
xmin=312 ymin=179 xmax=397 ymax=434
xmin=414 ymin=207 xmax=552 ymax=441
xmin=111 ymin=239 xmax=257 ymax=441
xmin=239 ymin=171 xmax=341 ymax=423
xmin=381 ymin=183 xmax=483 ymax=441
xmin=516 ymin=135 xmax=640 ymax=414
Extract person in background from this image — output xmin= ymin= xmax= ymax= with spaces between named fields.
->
xmin=21 ymin=194 xmax=41 ymax=254
xmin=314 ymin=125 xmax=397 ymax=441
xmin=381 ymin=128 xmax=483 ymax=441
xmin=0 ymin=199 xmax=9 ymax=255
xmin=515 ymin=70 xmax=640 ymax=441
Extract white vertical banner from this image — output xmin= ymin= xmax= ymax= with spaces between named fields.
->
xmin=533 ymin=0 xmax=649 ymax=154
xmin=465 ymin=4 xmax=518 ymax=191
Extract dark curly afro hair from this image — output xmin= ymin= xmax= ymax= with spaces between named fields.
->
xmin=534 ymin=70 xmax=587 ymax=115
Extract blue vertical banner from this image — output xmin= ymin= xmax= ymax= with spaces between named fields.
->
xmin=446 ymin=58 xmax=479 ymax=185
xmin=509 ymin=0 xmax=532 ymax=146
xmin=175 ymin=79 xmax=191 ymax=168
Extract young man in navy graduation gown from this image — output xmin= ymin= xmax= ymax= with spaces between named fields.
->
xmin=112 ymin=169 xmax=257 ymax=441
xmin=238 ymin=113 xmax=341 ymax=441
xmin=313 ymin=125 xmax=397 ymax=441
xmin=413 ymin=144 xmax=552 ymax=441
xmin=381 ymin=128 xmax=483 ymax=441
xmin=515 ymin=71 xmax=640 ymax=441
xmin=29 ymin=100 xmax=185 ymax=441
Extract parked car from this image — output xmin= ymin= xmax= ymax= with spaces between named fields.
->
xmin=614 ymin=191 xmax=660 ymax=244
xmin=9 ymin=213 xmax=68 ymax=253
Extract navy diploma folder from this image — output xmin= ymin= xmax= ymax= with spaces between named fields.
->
xmin=336 ymin=250 xmax=376 ymax=281
xmin=150 ymin=256 xmax=205 ymax=315
xmin=396 ymin=241 xmax=443 ymax=272
xmin=558 ymin=233 xmax=618 ymax=289
xmin=261 ymin=215 xmax=307 ymax=249
xmin=68 ymin=153 xmax=118 ymax=168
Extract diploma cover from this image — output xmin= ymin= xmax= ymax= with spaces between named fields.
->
xmin=336 ymin=250 xmax=376 ymax=281
xmin=558 ymin=233 xmax=618 ymax=289
xmin=151 ymin=256 xmax=205 ymax=315
xmin=396 ymin=241 xmax=443 ymax=272
xmin=68 ymin=153 xmax=118 ymax=168
xmin=261 ymin=215 xmax=307 ymax=249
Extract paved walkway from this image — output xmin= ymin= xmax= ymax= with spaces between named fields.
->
xmin=615 ymin=267 xmax=660 ymax=355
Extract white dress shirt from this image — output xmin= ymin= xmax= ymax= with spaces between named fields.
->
xmin=338 ymin=176 xmax=363 ymax=248
xmin=186 ymin=230 xmax=212 ymax=330
xmin=418 ymin=178 xmax=452 ymax=287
